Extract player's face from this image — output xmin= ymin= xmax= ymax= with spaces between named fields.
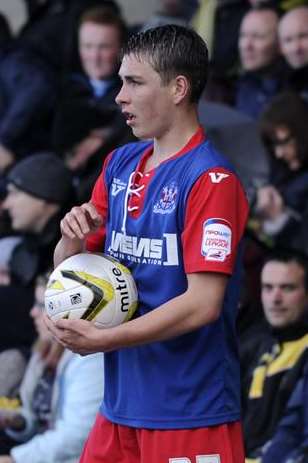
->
xmin=279 ymin=12 xmax=308 ymax=69
xmin=116 ymin=54 xmax=176 ymax=140
xmin=79 ymin=22 xmax=121 ymax=80
xmin=239 ymin=11 xmax=278 ymax=71
xmin=261 ymin=261 xmax=308 ymax=328
xmin=3 ymin=184 xmax=48 ymax=233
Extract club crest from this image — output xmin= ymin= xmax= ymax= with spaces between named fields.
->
xmin=153 ymin=182 xmax=178 ymax=214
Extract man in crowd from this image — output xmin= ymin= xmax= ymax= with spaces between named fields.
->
xmin=0 ymin=153 xmax=73 ymax=393
xmin=241 ymin=249 xmax=308 ymax=461
xmin=278 ymin=6 xmax=308 ymax=98
xmin=235 ymin=7 xmax=283 ymax=118
xmin=52 ymin=5 xmax=133 ymax=203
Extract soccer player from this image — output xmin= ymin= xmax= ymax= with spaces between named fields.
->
xmin=45 ymin=25 xmax=249 ymax=463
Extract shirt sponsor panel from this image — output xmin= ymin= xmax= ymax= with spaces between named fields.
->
xmin=108 ymin=231 xmax=179 ymax=266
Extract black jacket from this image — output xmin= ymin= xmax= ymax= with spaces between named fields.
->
xmin=241 ymin=319 xmax=308 ymax=458
xmin=0 ymin=47 xmax=57 ymax=158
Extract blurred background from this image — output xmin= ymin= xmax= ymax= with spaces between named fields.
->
xmin=0 ymin=0 xmax=157 ymax=32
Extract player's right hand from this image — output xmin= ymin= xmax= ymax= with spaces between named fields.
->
xmin=60 ymin=202 xmax=103 ymax=240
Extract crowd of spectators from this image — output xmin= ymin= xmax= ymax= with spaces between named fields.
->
xmin=0 ymin=0 xmax=307 ymax=461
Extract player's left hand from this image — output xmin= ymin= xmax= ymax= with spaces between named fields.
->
xmin=43 ymin=315 xmax=110 ymax=355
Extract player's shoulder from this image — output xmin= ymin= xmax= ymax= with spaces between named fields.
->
xmin=197 ymin=139 xmax=235 ymax=173
xmin=184 ymin=139 xmax=238 ymax=186
xmin=190 ymin=141 xmax=248 ymax=200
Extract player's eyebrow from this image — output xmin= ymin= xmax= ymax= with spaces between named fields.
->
xmin=120 ymin=74 xmax=141 ymax=82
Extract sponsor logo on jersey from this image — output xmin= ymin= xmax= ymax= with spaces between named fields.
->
xmin=111 ymin=178 xmax=127 ymax=196
xmin=208 ymin=172 xmax=229 ymax=183
xmin=153 ymin=182 xmax=178 ymax=214
xmin=108 ymin=231 xmax=179 ymax=266
xmin=201 ymin=218 xmax=232 ymax=261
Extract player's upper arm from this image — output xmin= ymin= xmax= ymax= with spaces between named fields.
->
xmin=186 ymin=271 xmax=229 ymax=324
xmin=182 ymin=167 xmax=249 ymax=275
xmin=86 ymin=152 xmax=113 ymax=252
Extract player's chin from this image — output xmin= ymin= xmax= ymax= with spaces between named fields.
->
xmin=132 ymin=127 xmax=153 ymax=140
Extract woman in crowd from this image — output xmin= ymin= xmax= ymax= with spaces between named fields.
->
xmin=253 ymin=92 xmax=308 ymax=254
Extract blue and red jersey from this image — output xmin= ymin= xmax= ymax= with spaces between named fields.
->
xmin=87 ymin=127 xmax=249 ymax=429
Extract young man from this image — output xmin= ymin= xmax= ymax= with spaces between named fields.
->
xmin=45 ymin=25 xmax=249 ymax=463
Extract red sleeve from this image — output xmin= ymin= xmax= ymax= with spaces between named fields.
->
xmin=86 ymin=152 xmax=113 ymax=252
xmin=182 ymin=167 xmax=249 ymax=275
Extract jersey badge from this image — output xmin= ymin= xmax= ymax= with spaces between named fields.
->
xmin=208 ymin=172 xmax=229 ymax=183
xmin=153 ymin=182 xmax=178 ymax=215
xmin=201 ymin=218 xmax=232 ymax=261
xmin=111 ymin=178 xmax=127 ymax=197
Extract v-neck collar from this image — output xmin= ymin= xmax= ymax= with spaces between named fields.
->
xmin=136 ymin=126 xmax=206 ymax=175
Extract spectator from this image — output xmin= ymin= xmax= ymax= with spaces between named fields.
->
xmin=241 ymin=249 xmax=308 ymax=460
xmin=254 ymin=92 xmax=308 ymax=253
xmin=0 ymin=48 xmax=57 ymax=170
xmin=261 ymin=362 xmax=308 ymax=463
xmin=52 ymin=6 xmax=134 ymax=203
xmin=235 ymin=7 xmax=284 ymax=118
xmin=3 ymin=153 xmax=74 ymax=283
xmin=192 ymin=0 xmax=249 ymax=79
xmin=0 ymin=153 xmax=73 ymax=360
xmin=0 ymin=274 xmax=103 ymax=462
xmin=18 ymin=0 xmax=121 ymax=75
xmin=278 ymin=6 xmax=308 ymax=98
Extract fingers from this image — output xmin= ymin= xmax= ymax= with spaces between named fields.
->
xmin=43 ymin=314 xmax=64 ymax=338
xmin=60 ymin=203 xmax=103 ymax=240
xmin=43 ymin=316 xmax=72 ymax=349
xmin=43 ymin=316 xmax=93 ymax=354
xmin=83 ymin=202 xmax=103 ymax=227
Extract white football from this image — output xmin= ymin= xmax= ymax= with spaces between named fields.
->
xmin=44 ymin=253 xmax=138 ymax=328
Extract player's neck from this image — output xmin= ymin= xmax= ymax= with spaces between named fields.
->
xmin=147 ymin=111 xmax=200 ymax=171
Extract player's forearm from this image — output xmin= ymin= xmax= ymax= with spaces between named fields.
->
xmin=54 ymin=236 xmax=85 ymax=268
xmin=109 ymin=295 xmax=218 ymax=349
xmin=100 ymin=273 xmax=228 ymax=351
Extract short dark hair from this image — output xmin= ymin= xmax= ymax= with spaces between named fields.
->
xmin=79 ymin=6 xmax=127 ymax=44
xmin=259 ymin=92 xmax=308 ymax=168
xmin=121 ymin=25 xmax=209 ymax=103
xmin=262 ymin=248 xmax=308 ymax=290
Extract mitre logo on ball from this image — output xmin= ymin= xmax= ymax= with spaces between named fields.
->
xmin=44 ymin=253 xmax=138 ymax=328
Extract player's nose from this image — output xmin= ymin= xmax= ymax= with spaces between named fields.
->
xmin=115 ymin=84 xmax=129 ymax=106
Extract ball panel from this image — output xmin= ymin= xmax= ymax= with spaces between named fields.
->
xmin=44 ymin=252 xmax=138 ymax=328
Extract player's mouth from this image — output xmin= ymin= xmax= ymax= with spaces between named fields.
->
xmin=123 ymin=112 xmax=136 ymax=125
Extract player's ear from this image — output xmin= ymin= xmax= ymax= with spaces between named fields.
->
xmin=172 ymin=75 xmax=190 ymax=104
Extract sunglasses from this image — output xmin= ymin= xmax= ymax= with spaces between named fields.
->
xmin=269 ymin=134 xmax=295 ymax=147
